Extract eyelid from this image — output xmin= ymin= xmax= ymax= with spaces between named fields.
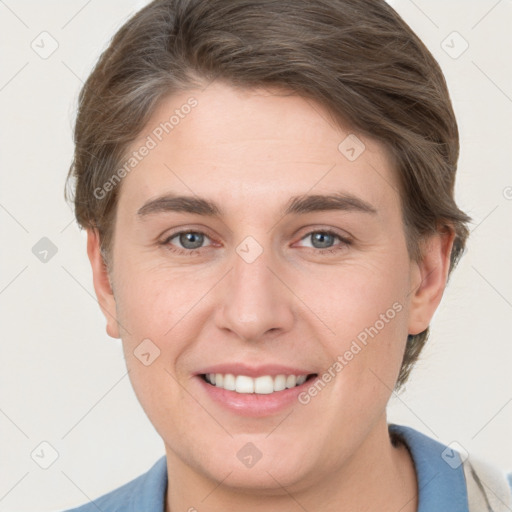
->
xmin=160 ymin=225 xmax=217 ymax=242
xmin=295 ymin=225 xmax=353 ymax=242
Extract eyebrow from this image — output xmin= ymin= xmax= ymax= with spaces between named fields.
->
xmin=136 ymin=191 xmax=378 ymax=219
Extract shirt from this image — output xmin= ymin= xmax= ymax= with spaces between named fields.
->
xmin=60 ymin=423 xmax=512 ymax=512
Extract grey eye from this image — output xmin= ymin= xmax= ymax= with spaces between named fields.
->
xmin=307 ymin=232 xmax=337 ymax=249
xmin=177 ymin=232 xmax=205 ymax=250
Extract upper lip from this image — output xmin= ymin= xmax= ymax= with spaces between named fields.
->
xmin=195 ymin=363 xmax=317 ymax=379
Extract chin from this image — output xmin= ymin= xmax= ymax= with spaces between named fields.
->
xmin=199 ymin=443 xmax=314 ymax=492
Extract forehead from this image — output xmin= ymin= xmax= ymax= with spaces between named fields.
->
xmin=116 ymin=81 xmax=400 ymax=220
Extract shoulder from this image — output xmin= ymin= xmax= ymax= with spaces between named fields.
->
xmin=58 ymin=456 xmax=167 ymax=512
xmin=389 ymin=423 xmax=512 ymax=511
xmin=462 ymin=455 xmax=512 ymax=511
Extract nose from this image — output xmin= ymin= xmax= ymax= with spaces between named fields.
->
xmin=214 ymin=240 xmax=295 ymax=342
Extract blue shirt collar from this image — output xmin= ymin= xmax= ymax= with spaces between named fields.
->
xmin=127 ymin=455 xmax=167 ymax=512
xmin=389 ymin=423 xmax=469 ymax=512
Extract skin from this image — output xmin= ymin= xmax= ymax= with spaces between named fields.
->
xmin=87 ymin=81 xmax=454 ymax=512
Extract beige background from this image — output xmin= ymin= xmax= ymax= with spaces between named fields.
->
xmin=0 ymin=0 xmax=511 ymax=510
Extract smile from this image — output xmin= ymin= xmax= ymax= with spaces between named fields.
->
xmin=201 ymin=373 xmax=317 ymax=394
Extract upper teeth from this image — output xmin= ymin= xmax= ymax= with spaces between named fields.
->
xmin=205 ymin=373 xmax=309 ymax=394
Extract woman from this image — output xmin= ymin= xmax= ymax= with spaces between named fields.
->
xmin=62 ymin=0 xmax=512 ymax=510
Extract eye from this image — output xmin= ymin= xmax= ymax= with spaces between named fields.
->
xmin=159 ymin=228 xmax=352 ymax=257
xmin=160 ymin=230 xmax=214 ymax=256
xmin=296 ymin=229 xmax=352 ymax=255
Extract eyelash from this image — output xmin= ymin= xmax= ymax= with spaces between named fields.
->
xmin=159 ymin=228 xmax=352 ymax=257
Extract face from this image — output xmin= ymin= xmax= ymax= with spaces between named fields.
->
xmin=88 ymin=81 xmax=452 ymax=493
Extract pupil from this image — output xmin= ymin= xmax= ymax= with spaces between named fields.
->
xmin=313 ymin=232 xmax=333 ymax=249
xmin=181 ymin=232 xmax=203 ymax=249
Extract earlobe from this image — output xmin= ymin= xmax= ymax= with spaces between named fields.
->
xmin=86 ymin=228 xmax=120 ymax=339
xmin=407 ymin=226 xmax=456 ymax=336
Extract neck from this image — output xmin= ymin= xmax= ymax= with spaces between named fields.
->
xmin=164 ymin=415 xmax=418 ymax=512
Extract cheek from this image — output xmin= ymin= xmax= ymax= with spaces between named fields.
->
xmin=114 ymin=263 xmax=203 ymax=339
xmin=314 ymin=260 xmax=411 ymax=392
xmin=112 ymin=269 xmax=199 ymax=432
xmin=314 ymin=258 xmax=409 ymax=334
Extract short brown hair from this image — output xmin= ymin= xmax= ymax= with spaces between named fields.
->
xmin=64 ymin=0 xmax=472 ymax=390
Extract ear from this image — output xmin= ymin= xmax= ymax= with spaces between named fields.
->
xmin=407 ymin=225 xmax=456 ymax=336
xmin=86 ymin=228 xmax=120 ymax=339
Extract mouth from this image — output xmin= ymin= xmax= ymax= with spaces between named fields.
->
xmin=199 ymin=372 xmax=318 ymax=394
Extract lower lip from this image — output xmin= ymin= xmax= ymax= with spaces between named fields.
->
xmin=195 ymin=375 xmax=318 ymax=417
